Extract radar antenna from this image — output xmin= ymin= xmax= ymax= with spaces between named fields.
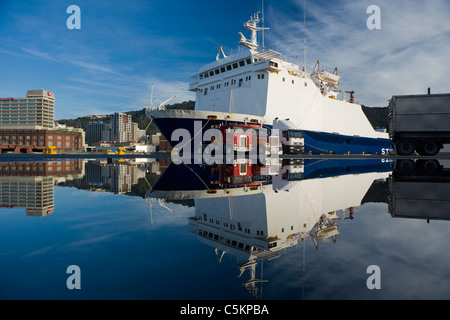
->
xmin=239 ymin=11 xmax=269 ymax=51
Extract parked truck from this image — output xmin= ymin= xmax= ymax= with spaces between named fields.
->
xmin=272 ymin=119 xmax=305 ymax=155
xmin=389 ymin=93 xmax=450 ymax=155
xmin=388 ymin=159 xmax=450 ymax=221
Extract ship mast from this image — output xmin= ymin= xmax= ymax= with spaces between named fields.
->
xmin=303 ymin=0 xmax=307 ymax=70
xmin=262 ymin=0 xmax=265 ymax=50
xmin=239 ymin=11 xmax=269 ymax=51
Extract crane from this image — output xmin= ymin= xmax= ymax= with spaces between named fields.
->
xmin=145 ymin=83 xmax=176 ymax=112
xmin=144 ymin=95 xmax=175 ymax=132
xmin=155 ymin=95 xmax=176 ymax=111
xmin=144 ymin=84 xmax=176 ymax=133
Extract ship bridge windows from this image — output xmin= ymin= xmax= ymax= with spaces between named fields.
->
xmin=198 ymin=58 xmax=253 ymax=80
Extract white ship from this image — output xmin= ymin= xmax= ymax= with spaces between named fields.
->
xmin=146 ymin=160 xmax=391 ymax=297
xmin=146 ymin=11 xmax=391 ymax=155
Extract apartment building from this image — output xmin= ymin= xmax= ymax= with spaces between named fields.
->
xmin=111 ymin=112 xmax=132 ymax=143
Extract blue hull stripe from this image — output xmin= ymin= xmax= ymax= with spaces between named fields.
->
xmin=303 ymin=130 xmax=391 ymax=155
xmin=151 ymin=159 xmax=391 ymax=193
xmin=152 ymin=117 xmax=391 ymax=155
xmin=302 ymin=159 xmax=391 ymax=180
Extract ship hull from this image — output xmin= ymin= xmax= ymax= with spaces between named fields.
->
xmin=147 ymin=110 xmax=391 ymax=156
xmin=146 ymin=158 xmax=392 ymax=200
xmin=302 ymin=130 xmax=391 ymax=155
xmin=147 ymin=109 xmax=271 ymax=151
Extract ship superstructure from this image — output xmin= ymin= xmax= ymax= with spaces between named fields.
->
xmin=147 ymin=11 xmax=390 ymax=155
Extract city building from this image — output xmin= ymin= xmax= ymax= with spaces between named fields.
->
xmin=85 ymin=161 xmax=146 ymax=194
xmin=0 ymin=89 xmax=55 ymax=130
xmin=86 ymin=121 xmax=111 ymax=144
xmin=0 ymin=160 xmax=84 ymax=217
xmin=0 ymin=128 xmax=84 ymax=153
xmin=0 ymin=90 xmax=84 ymax=153
xmin=111 ymin=112 xmax=132 ymax=143
xmin=90 ymin=112 xmax=146 ymax=147
xmin=0 ymin=176 xmax=55 ymax=216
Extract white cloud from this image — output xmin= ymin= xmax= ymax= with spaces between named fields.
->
xmin=21 ymin=47 xmax=57 ymax=61
xmin=265 ymin=0 xmax=450 ymax=107
xmin=55 ymin=75 xmax=195 ymax=119
xmin=66 ymin=59 xmax=119 ymax=75
xmin=137 ymin=78 xmax=196 ymax=107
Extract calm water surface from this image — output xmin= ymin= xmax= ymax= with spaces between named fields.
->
xmin=1 ymin=157 xmax=450 ymax=300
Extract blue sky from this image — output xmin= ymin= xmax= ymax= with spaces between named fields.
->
xmin=1 ymin=0 xmax=449 ymax=120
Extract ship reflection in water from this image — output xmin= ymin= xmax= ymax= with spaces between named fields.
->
xmin=2 ymin=157 xmax=450 ymax=299
xmin=148 ymin=158 xmax=395 ymax=297
xmin=147 ymin=157 xmax=450 ymax=299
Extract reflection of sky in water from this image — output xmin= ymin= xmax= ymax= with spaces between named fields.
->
xmin=263 ymin=202 xmax=450 ymax=300
xmin=1 ymin=165 xmax=450 ymax=300
xmin=0 ymin=187 xmax=252 ymax=299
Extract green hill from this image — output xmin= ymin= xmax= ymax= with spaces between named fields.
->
xmin=57 ymin=100 xmax=195 ymax=135
xmin=361 ymin=105 xmax=389 ymax=129
xmin=57 ymin=100 xmax=389 ymax=133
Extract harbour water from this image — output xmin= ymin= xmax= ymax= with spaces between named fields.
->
xmin=1 ymin=157 xmax=450 ymax=300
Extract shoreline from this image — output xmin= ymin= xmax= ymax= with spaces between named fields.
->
xmin=0 ymin=151 xmax=449 ymax=162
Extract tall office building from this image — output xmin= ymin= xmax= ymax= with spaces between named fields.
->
xmin=0 ymin=176 xmax=55 ymax=217
xmin=111 ymin=112 xmax=132 ymax=143
xmin=0 ymin=90 xmax=84 ymax=153
xmin=0 ymin=161 xmax=84 ymax=216
xmin=0 ymin=89 xmax=55 ymax=129
xmin=86 ymin=121 xmax=111 ymax=144
xmin=85 ymin=161 xmax=146 ymax=194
